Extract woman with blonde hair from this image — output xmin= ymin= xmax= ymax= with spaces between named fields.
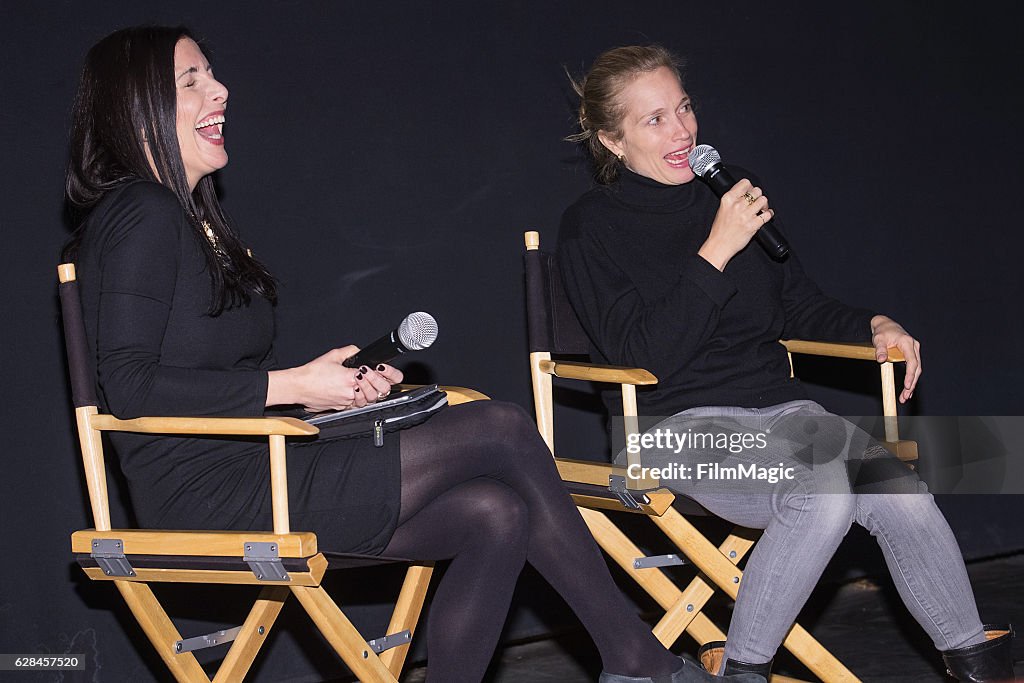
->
xmin=559 ymin=44 xmax=1014 ymax=682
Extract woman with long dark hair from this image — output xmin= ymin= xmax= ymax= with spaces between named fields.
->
xmin=558 ymin=44 xmax=1015 ymax=682
xmin=64 ymin=26 xmax=761 ymax=683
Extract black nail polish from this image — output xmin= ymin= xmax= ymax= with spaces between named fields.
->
xmin=376 ymin=364 xmax=386 ymax=371
xmin=354 ymin=387 xmax=360 ymax=392
xmin=355 ymin=373 xmax=363 ymax=380
xmin=360 ymin=365 xmax=369 ymax=373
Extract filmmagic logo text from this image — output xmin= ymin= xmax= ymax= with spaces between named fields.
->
xmin=627 ymin=462 xmax=797 ymax=484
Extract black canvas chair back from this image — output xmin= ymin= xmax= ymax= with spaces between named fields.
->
xmin=523 ymin=243 xmax=590 ymax=355
xmin=58 ymin=269 xmax=98 ymax=409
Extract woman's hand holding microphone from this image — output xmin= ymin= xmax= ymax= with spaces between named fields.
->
xmin=266 ymin=345 xmax=404 ymax=411
xmin=698 ymin=178 xmax=774 ymax=271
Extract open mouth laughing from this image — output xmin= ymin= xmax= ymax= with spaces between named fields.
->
xmin=665 ymin=146 xmax=692 ymax=168
xmin=195 ymin=112 xmax=225 ymax=145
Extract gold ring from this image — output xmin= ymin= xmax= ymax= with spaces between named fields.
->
xmin=742 ymin=192 xmax=756 ymax=205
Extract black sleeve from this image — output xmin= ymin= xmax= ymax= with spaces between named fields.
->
xmin=95 ymin=185 xmax=269 ymax=418
xmin=557 ymin=206 xmax=738 ymax=380
xmin=739 ymin=165 xmax=876 ymax=343
xmin=779 ymin=244 xmax=876 ymax=342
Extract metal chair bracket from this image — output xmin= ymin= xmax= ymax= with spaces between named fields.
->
xmin=91 ymin=538 xmax=136 ymax=577
xmin=368 ymin=629 xmax=412 ymax=654
xmin=243 ymin=541 xmax=290 ymax=582
xmin=609 ymin=475 xmax=649 ymax=510
xmin=634 ymin=553 xmax=687 ymax=569
xmin=175 ymin=626 xmax=242 ymax=654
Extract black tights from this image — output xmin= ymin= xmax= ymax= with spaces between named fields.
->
xmin=382 ymin=401 xmax=678 ymax=682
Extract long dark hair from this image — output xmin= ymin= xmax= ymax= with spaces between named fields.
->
xmin=64 ymin=25 xmax=276 ymax=314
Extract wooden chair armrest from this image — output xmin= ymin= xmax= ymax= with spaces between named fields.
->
xmin=393 ymin=384 xmax=490 ymax=405
xmin=440 ymin=386 xmax=489 ymax=405
xmin=71 ymin=529 xmax=318 ymax=557
xmin=89 ymin=414 xmax=319 ymax=437
xmin=537 ymin=360 xmax=658 ymax=385
xmin=781 ymin=339 xmax=905 ymax=363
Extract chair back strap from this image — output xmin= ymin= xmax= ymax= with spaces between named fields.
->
xmin=523 ymin=248 xmax=591 ymax=355
xmin=58 ymin=266 xmax=98 ymax=408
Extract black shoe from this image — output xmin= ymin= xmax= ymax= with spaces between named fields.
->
xmin=697 ymin=641 xmax=772 ymax=682
xmin=942 ymin=624 xmax=1016 ymax=682
xmin=598 ymin=656 xmax=764 ymax=683
xmin=722 ymin=658 xmax=772 ymax=682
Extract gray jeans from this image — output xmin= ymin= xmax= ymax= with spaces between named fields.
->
xmin=639 ymin=400 xmax=986 ymax=665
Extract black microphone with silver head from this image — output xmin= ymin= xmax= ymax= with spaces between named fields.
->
xmin=343 ymin=312 xmax=438 ymax=368
xmin=688 ymin=144 xmax=790 ymax=260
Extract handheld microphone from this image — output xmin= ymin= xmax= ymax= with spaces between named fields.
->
xmin=342 ymin=312 xmax=438 ymax=368
xmin=688 ymin=144 xmax=790 ymax=260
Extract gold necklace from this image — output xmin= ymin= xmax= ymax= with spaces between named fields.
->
xmin=200 ymin=220 xmax=220 ymax=251
xmin=194 ymin=215 xmax=251 ymax=259
xmin=193 ymin=217 xmax=227 ymax=259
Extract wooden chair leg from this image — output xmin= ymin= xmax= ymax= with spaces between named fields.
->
xmin=651 ymin=508 xmax=746 ymax=601
xmin=578 ymin=507 xmax=686 ymax=614
xmin=114 ymin=578 xmax=420 ymax=683
xmin=291 ymin=585 xmax=397 ymax=682
xmin=684 ymin=611 xmax=728 ymax=648
xmin=213 ymin=586 xmax=290 ymax=683
xmin=379 ymin=563 xmax=434 ymax=676
xmin=114 ymin=581 xmax=209 ymax=682
xmin=673 ymin=582 xmax=846 ymax=683
xmin=116 ymin=581 xmax=293 ymax=683
xmin=653 ymin=508 xmax=860 ymax=682
xmin=654 ymin=529 xmax=756 ymax=644
xmin=779 ymin=623 xmax=861 ymax=683
xmin=576 ymin=509 xmax=727 ymax=644
xmin=577 ymin=507 xmax=736 ymax=653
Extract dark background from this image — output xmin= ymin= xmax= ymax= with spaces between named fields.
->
xmin=3 ymin=1 xmax=1023 ymax=680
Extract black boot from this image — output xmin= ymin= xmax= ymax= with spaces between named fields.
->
xmin=942 ymin=624 xmax=1016 ymax=682
xmin=597 ymin=655 xmax=763 ymax=682
xmin=697 ymin=641 xmax=772 ymax=682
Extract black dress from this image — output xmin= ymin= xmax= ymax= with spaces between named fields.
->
xmin=75 ymin=181 xmax=401 ymax=554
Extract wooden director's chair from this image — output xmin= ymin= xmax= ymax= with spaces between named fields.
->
xmin=58 ymin=263 xmax=486 ymax=683
xmin=524 ymin=231 xmax=915 ymax=683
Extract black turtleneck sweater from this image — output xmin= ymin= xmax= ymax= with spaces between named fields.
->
xmin=557 ymin=168 xmax=875 ymax=417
